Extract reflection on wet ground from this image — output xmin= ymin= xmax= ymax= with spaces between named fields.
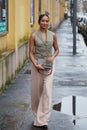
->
xmin=0 ymin=102 xmax=29 ymax=130
xmin=53 ymin=96 xmax=87 ymax=129
xmin=0 ymin=115 xmax=18 ymax=129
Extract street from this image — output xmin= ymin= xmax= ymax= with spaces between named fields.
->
xmin=0 ymin=19 xmax=87 ymax=130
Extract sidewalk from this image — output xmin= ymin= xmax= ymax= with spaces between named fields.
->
xmin=0 ymin=19 xmax=87 ymax=130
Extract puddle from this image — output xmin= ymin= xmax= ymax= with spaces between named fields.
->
xmin=19 ymin=102 xmax=29 ymax=111
xmin=0 ymin=114 xmax=18 ymax=129
xmin=57 ymin=80 xmax=86 ymax=87
xmin=0 ymin=102 xmax=29 ymax=129
xmin=53 ymin=96 xmax=87 ymax=129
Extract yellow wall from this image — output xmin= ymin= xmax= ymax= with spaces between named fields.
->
xmin=15 ymin=0 xmax=25 ymax=47
xmin=33 ymin=0 xmax=39 ymax=31
xmin=7 ymin=0 xmax=15 ymax=50
xmin=51 ymin=0 xmax=61 ymax=28
xmin=59 ymin=0 xmax=66 ymax=20
xmin=24 ymin=0 xmax=30 ymax=36
xmin=41 ymin=0 xmax=45 ymax=13
xmin=0 ymin=0 xmax=66 ymax=53
xmin=0 ymin=0 xmax=31 ymax=52
xmin=0 ymin=35 xmax=7 ymax=52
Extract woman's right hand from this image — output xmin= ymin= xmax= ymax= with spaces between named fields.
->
xmin=35 ymin=64 xmax=44 ymax=70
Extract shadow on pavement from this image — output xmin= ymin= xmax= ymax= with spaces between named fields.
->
xmin=31 ymin=125 xmax=48 ymax=130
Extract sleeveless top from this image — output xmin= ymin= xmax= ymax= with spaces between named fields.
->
xmin=34 ymin=29 xmax=53 ymax=59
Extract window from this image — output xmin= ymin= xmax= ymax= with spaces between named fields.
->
xmin=30 ymin=0 xmax=34 ymax=25
xmin=38 ymin=0 xmax=41 ymax=16
xmin=0 ymin=0 xmax=8 ymax=35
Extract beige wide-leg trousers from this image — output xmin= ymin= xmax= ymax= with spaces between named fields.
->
xmin=31 ymin=61 xmax=55 ymax=126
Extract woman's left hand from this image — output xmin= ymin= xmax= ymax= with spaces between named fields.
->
xmin=46 ymin=56 xmax=54 ymax=63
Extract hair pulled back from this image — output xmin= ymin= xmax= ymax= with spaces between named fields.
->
xmin=38 ymin=14 xmax=49 ymax=24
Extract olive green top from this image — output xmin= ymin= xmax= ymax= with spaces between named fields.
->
xmin=34 ymin=29 xmax=53 ymax=59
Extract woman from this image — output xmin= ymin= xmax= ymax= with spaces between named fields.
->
xmin=29 ymin=14 xmax=59 ymax=128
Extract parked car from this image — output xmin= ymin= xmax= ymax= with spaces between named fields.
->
xmin=77 ymin=13 xmax=87 ymax=38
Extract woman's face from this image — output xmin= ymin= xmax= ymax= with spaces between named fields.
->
xmin=39 ymin=16 xmax=49 ymax=29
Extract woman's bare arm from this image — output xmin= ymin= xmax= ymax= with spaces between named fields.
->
xmin=29 ymin=34 xmax=44 ymax=69
xmin=47 ymin=33 xmax=59 ymax=62
xmin=29 ymin=33 xmax=37 ymax=66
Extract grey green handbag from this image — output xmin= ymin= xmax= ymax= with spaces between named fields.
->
xmin=37 ymin=58 xmax=53 ymax=75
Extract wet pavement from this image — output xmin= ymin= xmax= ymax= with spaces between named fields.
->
xmin=0 ymin=19 xmax=87 ymax=130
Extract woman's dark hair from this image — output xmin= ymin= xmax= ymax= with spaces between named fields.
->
xmin=38 ymin=14 xmax=49 ymax=24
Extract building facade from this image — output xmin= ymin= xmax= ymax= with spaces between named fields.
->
xmin=77 ymin=0 xmax=83 ymax=12
xmin=83 ymin=0 xmax=87 ymax=12
xmin=0 ymin=0 xmax=66 ymax=53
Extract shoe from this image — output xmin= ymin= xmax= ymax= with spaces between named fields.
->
xmin=33 ymin=125 xmax=48 ymax=129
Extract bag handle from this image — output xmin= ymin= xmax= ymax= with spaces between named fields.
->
xmin=38 ymin=68 xmax=53 ymax=76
